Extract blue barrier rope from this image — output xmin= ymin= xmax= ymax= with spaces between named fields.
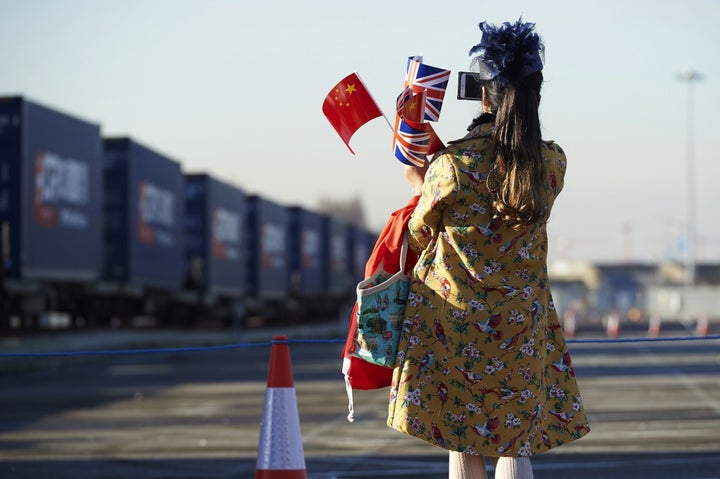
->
xmin=567 ymin=334 xmax=720 ymax=344
xmin=0 ymin=341 xmax=275 ymax=358
xmin=1 ymin=335 xmax=719 ymax=359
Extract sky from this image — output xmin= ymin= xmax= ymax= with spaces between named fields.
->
xmin=1 ymin=0 xmax=719 ymax=264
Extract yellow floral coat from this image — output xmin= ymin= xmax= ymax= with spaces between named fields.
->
xmin=387 ymin=120 xmax=590 ymax=456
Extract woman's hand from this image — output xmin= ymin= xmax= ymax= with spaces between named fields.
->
xmin=404 ymin=162 xmax=428 ymax=196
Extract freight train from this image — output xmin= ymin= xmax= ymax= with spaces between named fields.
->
xmin=0 ymin=96 xmax=376 ymax=330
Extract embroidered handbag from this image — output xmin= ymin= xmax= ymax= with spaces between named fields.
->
xmin=351 ymin=232 xmax=410 ymax=368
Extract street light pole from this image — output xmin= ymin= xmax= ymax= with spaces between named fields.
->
xmin=684 ymin=70 xmax=697 ymax=286
xmin=678 ymin=69 xmax=702 ymax=286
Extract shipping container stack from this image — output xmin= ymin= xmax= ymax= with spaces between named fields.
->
xmin=183 ymin=173 xmax=246 ymax=326
xmin=350 ymin=226 xmax=375 ymax=285
xmin=0 ymin=96 xmax=103 ymax=328
xmin=0 ymin=95 xmax=378 ymax=332
xmin=325 ymin=217 xmax=353 ymax=298
xmin=245 ymin=195 xmax=290 ymax=326
xmin=99 ymin=137 xmax=184 ymax=326
xmin=288 ymin=206 xmax=330 ymax=322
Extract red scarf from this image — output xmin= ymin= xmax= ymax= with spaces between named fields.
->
xmin=342 ymin=195 xmax=419 ymax=389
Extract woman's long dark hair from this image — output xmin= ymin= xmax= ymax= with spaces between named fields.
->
xmin=483 ymin=71 xmax=547 ymax=229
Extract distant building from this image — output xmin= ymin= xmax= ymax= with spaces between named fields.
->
xmin=548 ymin=260 xmax=720 ymax=323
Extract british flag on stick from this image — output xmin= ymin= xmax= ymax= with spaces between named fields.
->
xmin=392 ymin=56 xmax=449 ymax=165
xmin=394 ymin=119 xmax=431 ymax=167
xmin=405 ymin=57 xmax=451 ymax=122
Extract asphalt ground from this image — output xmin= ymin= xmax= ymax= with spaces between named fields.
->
xmin=1 ymin=321 xmax=719 ymax=479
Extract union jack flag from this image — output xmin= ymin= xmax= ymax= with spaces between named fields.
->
xmin=406 ymin=57 xmax=451 ymax=122
xmin=391 ymin=56 xmax=448 ymax=162
xmin=394 ymin=118 xmax=431 ymax=167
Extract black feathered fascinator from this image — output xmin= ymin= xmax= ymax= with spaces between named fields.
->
xmin=469 ymin=18 xmax=545 ymax=87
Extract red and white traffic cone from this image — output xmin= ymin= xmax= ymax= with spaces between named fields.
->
xmin=696 ymin=315 xmax=710 ymax=337
xmin=256 ymin=336 xmax=307 ymax=479
xmin=606 ymin=312 xmax=621 ymax=338
xmin=648 ymin=314 xmax=662 ymax=338
xmin=563 ymin=309 xmax=576 ymax=339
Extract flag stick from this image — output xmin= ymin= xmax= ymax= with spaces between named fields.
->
xmin=382 ymin=114 xmax=394 ymax=131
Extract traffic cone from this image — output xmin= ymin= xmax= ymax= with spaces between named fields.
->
xmin=648 ymin=314 xmax=661 ymax=337
xmin=563 ymin=309 xmax=576 ymax=339
xmin=256 ymin=335 xmax=307 ymax=479
xmin=696 ymin=315 xmax=710 ymax=337
xmin=606 ymin=312 xmax=621 ymax=338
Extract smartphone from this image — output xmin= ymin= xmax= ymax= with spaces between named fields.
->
xmin=457 ymin=71 xmax=483 ymax=101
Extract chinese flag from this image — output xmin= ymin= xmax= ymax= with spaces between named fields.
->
xmin=396 ymin=87 xmax=426 ymax=124
xmin=322 ymin=72 xmax=383 ymax=154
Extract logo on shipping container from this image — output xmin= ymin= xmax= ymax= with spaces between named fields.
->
xmin=301 ymin=229 xmax=320 ymax=269
xmin=33 ymin=152 xmax=90 ymax=229
xmin=211 ymin=208 xmax=241 ymax=260
xmin=261 ymin=223 xmax=285 ymax=269
xmin=137 ymin=182 xmax=175 ymax=247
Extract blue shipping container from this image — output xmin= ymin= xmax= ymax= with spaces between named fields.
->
xmin=184 ymin=174 xmax=246 ymax=297
xmin=0 ymin=96 xmax=102 ymax=281
xmin=288 ymin=206 xmax=326 ymax=296
xmin=246 ymin=195 xmax=289 ymax=300
xmin=103 ymin=138 xmax=184 ymax=291
xmin=350 ymin=226 xmax=375 ymax=284
xmin=325 ymin=217 xmax=352 ymax=296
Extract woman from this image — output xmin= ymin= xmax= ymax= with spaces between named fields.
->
xmin=387 ymin=19 xmax=590 ymax=479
